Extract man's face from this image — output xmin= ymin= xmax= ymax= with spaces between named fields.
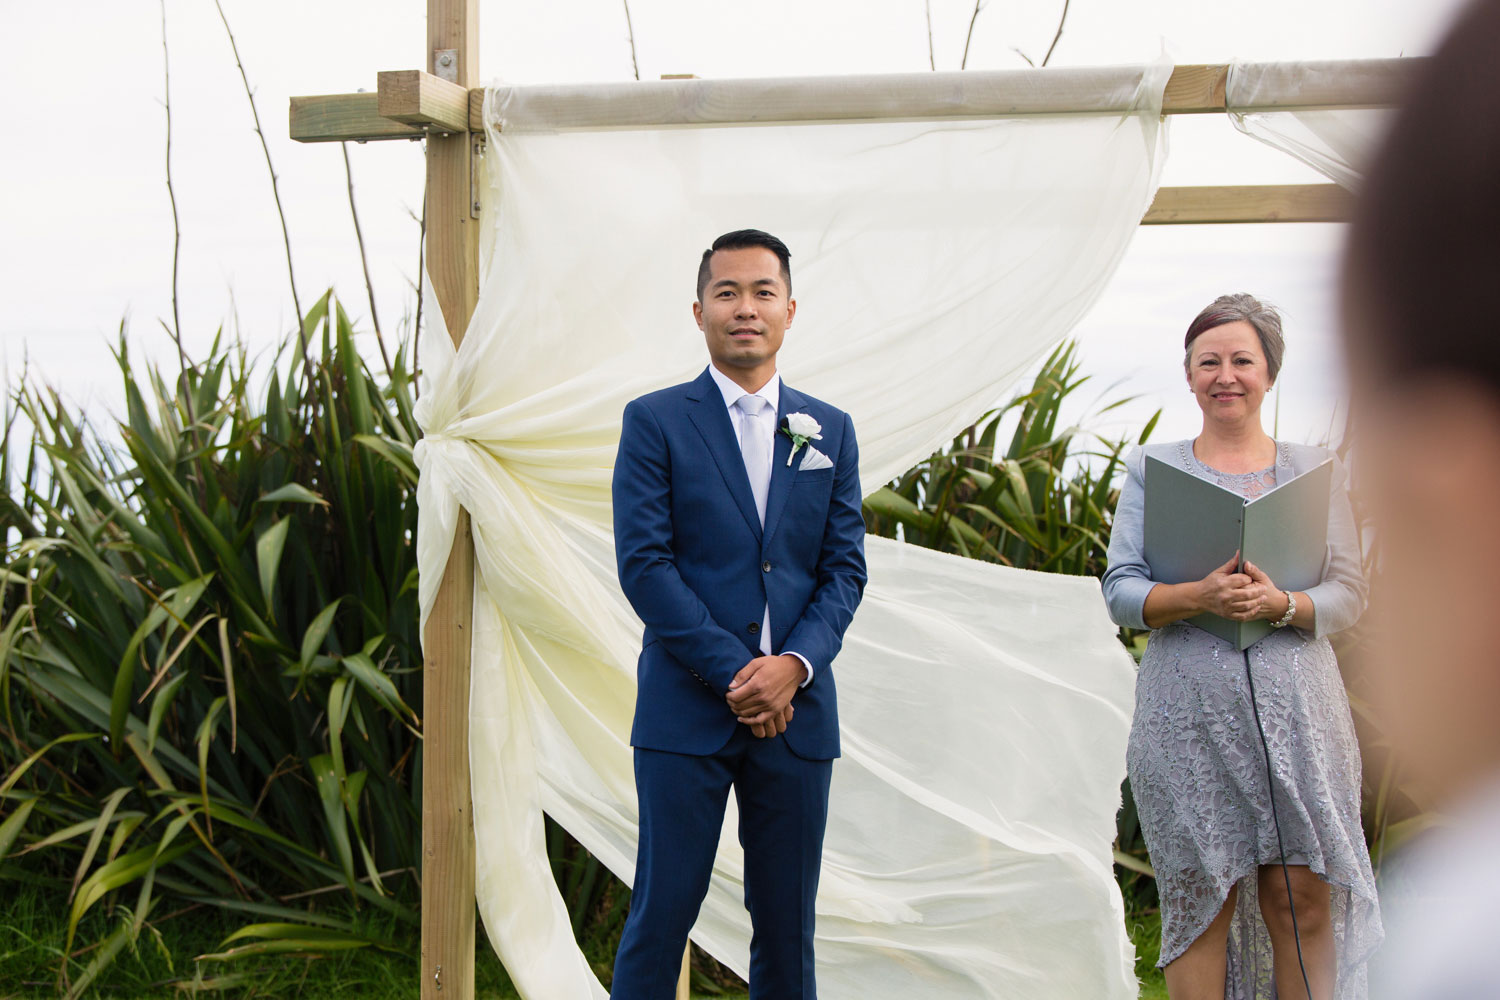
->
xmin=694 ymin=247 xmax=796 ymax=374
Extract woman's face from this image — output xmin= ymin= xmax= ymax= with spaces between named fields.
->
xmin=1186 ymin=320 xmax=1272 ymax=427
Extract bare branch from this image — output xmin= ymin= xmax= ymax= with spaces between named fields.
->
xmin=623 ymin=0 xmax=641 ymax=81
xmin=160 ymin=0 xmax=196 ymax=440
xmin=159 ymin=1 xmax=182 ymax=358
xmin=212 ymin=0 xmax=310 ymax=388
xmin=1041 ymin=0 xmax=1072 ymax=67
xmin=1011 ymin=47 xmax=1036 ymax=68
xmin=341 ymin=142 xmax=394 ymax=384
xmin=925 ymin=0 xmax=936 ymax=71
xmin=961 ymin=0 xmax=986 ymax=70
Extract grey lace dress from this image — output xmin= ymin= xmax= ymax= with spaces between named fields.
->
xmin=1102 ymin=440 xmax=1382 ymax=998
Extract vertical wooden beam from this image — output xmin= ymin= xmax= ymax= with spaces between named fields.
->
xmin=676 ymin=944 xmax=692 ymax=998
xmin=421 ymin=0 xmax=479 ymax=999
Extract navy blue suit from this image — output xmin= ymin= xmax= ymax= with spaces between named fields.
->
xmin=610 ymin=367 xmax=867 ymax=998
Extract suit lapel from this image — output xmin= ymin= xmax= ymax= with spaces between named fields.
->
xmin=762 ymin=385 xmax=803 ymax=546
xmin=684 ymin=370 xmax=763 ymax=541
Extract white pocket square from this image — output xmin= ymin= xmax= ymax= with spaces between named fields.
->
xmin=798 ymin=446 xmax=833 ymax=471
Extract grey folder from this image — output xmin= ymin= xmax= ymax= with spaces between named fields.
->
xmin=1143 ymin=456 xmax=1332 ymax=649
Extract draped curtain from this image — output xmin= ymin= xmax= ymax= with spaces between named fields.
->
xmin=1227 ymin=60 xmax=1396 ymax=190
xmin=414 ymin=61 xmax=1171 ymax=999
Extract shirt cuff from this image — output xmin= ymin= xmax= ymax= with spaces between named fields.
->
xmin=786 ymin=651 xmax=813 ymax=687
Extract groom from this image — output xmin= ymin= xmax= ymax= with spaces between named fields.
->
xmin=609 ymin=230 xmax=868 ymax=998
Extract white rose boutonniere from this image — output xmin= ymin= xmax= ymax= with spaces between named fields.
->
xmin=780 ymin=412 xmax=823 ymax=466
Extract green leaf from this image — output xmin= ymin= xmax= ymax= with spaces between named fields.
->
xmin=353 ymin=434 xmax=417 ymax=483
xmin=0 ymin=797 xmax=37 ymax=860
xmin=327 ymin=676 xmax=353 ymax=779
xmin=342 ymin=651 xmax=418 ymax=729
xmin=196 ymin=697 xmax=228 ymax=822
xmin=299 ymin=599 xmax=342 ymax=672
xmin=1113 ymin=848 xmax=1156 ymax=878
xmin=60 ymin=913 xmax=135 ymax=1000
xmin=256 ymin=483 xmax=327 ymax=506
xmin=66 ymin=842 xmax=192 ymax=959
xmin=308 ymin=753 xmax=355 ymax=891
xmin=71 ymin=787 xmax=133 ymax=903
xmin=255 ymin=516 xmax=291 ymax=611
xmin=110 ymin=574 xmax=214 ymax=750
xmin=0 ymin=732 xmax=96 ymax=799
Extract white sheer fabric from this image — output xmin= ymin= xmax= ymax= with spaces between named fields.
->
xmin=414 ymin=62 xmax=1170 ymax=999
xmin=1227 ymin=61 xmax=1398 ymax=190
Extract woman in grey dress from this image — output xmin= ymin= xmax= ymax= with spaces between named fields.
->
xmin=1102 ymin=294 xmax=1381 ymax=1000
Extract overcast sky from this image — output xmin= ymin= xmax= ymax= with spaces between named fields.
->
xmin=0 ymin=0 xmax=1469 ymax=450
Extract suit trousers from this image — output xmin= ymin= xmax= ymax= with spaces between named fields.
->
xmin=610 ymin=725 xmax=833 ymax=1000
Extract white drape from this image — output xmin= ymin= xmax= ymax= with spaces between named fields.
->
xmin=414 ymin=62 xmax=1170 ymax=999
xmin=1227 ymin=61 xmax=1395 ymax=190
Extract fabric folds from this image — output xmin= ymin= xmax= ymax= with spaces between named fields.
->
xmin=1226 ymin=61 xmax=1399 ymax=190
xmin=414 ymin=60 xmax=1171 ymax=999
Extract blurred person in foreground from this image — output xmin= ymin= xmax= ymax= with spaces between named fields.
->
xmin=1102 ymin=294 xmax=1381 ymax=999
xmin=1340 ymin=1 xmax=1500 ymax=996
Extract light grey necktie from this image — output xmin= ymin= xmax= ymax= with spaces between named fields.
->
xmin=735 ymin=394 xmax=771 ymax=525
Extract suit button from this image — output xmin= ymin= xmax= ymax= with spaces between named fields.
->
xmin=761 ymin=561 xmax=772 ymax=573
xmin=747 ymin=622 xmax=760 ymax=634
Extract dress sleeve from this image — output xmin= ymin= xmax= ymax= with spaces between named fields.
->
xmin=1101 ymin=447 xmax=1156 ymax=630
xmin=1300 ymin=453 xmax=1368 ymax=639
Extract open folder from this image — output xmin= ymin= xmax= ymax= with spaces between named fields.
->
xmin=1143 ymin=456 xmax=1332 ymax=649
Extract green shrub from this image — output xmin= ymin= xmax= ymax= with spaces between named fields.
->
xmin=0 ymin=294 xmax=423 ymax=994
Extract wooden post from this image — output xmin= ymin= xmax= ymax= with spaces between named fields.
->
xmin=677 ymin=943 xmax=692 ymax=999
xmin=420 ymin=0 xmax=479 ymax=998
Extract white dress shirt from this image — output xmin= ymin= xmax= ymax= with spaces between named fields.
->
xmin=706 ymin=364 xmax=813 ymax=687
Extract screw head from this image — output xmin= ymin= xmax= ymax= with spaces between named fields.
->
xmin=439 ymin=53 xmax=454 ymax=67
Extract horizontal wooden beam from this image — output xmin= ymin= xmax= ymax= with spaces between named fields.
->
xmin=292 ymin=59 xmax=1418 ymax=142
xmin=378 ymin=69 xmax=470 ymax=133
xmin=290 ymin=92 xmax=424 ymax=143
xmin=1162 ymin=64 xmax=1228 ymax=114
xmin=1142 ymin=183 xmax=1355 ymax=224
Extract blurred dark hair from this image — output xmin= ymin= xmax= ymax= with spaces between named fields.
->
xmin=1183 ymin=293 xmax=1287 ymax=382
xmin=1343 ymin=0 xmax=1500 ymax=391
xmin=697 ymin=229 xmax=793 ymax=302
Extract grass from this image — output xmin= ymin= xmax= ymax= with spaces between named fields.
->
xmin=0 ymin=882 xmax=754 ymax=999
xmin=0 ymin=878 xmax=1163 ymax=998
xmin=0 ymin=884 xmax=515 ymax=999
xmin=1130 ymin=909 xmax=1169 ymax=999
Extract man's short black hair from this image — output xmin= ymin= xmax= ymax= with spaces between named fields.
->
xmin=696 ymin=229 xmax=793 ymax=302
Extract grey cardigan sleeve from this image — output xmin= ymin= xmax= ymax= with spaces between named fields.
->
xmin=1300 ymin=454 xmax=1368 ymax=639
xmin=1101 ymin=447 xmax=1155 ymax=630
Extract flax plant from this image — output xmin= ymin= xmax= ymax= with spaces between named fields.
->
xmin=0 ymin=294 xmax=421 ymax=993
xmin=862 ymin=340 xmax=1158 ymax=578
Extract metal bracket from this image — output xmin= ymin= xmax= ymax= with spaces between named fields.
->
xmin=471 ymin=138 xmax=483 ymax=219
xmin=434 ymin=49 xmax=459 ymax=83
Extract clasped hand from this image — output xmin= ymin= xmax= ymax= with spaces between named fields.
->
xmin=727 ymin=654 xmax=804 ymax=739
xmin=1199 ymin=551 xmax=1286 ymax=622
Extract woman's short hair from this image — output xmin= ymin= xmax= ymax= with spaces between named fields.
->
xmin=1183 ymin=293 xmax=1286 ymax=382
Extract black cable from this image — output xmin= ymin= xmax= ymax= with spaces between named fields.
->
xmin=1243 ymin=645 xmax=1314 ymax=1000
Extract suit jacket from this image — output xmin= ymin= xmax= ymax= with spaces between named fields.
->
xmin=612 ymin=367 xmax=867 ymax=760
